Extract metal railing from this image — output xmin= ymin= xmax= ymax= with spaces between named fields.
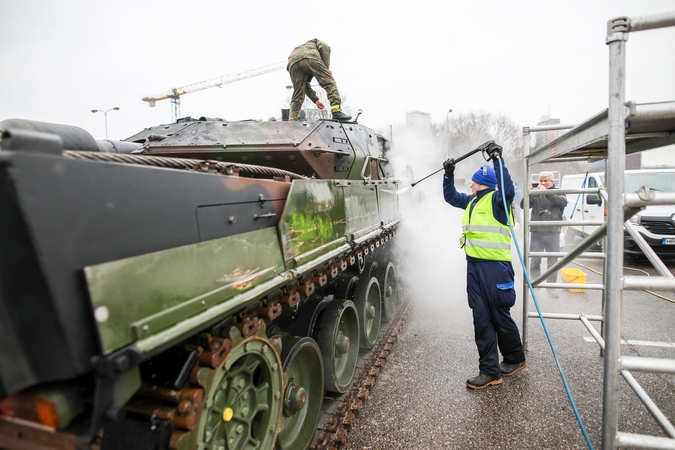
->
xmin=520 ymin=10 xmax=675 ymax=449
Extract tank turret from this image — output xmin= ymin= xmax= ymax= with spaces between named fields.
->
xmin=125 ymin=116 xmax=390 ymax=181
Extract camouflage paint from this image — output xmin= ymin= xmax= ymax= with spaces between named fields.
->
xmin=343 ymin=183 xmax=380 ymax=238
xmin=135 ymin=120 xmax=388 ymax=182
xmin=278 ymin=179 xmax=402 ymax=265
xmin=376 ymin=182 xmax=400 ymax=226
xmin=279 ymin=180 xmax=347 ymax=264
xmin=85 ymin=228 xmax=285 ymax=354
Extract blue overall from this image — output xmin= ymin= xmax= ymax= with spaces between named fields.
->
xmin=466 ymin=259 xmax=525 ymax=377
xmin=443 ymin=160 xmax=525 ymax=378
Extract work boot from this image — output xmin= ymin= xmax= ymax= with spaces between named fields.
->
xmin=332 ymin=111 xmax=352 ymax=122
xmin=466 ymin=373 xmax=502 ymax=390
xmin=500 ymin=360 xmax=527 ymax=377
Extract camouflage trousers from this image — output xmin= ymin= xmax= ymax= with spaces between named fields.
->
xmin=288 ymin=58 xmax=342 ymax=121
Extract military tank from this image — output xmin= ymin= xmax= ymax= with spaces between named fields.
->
xmin=0 ymin=115 xmax=402 ymax=450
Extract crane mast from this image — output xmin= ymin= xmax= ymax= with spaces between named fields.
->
xmin=142 ymin=61 xmax=286 ymax=122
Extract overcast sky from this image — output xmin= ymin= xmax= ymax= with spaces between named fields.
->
xmin=1 ymin=0 xmax=674 ymax=141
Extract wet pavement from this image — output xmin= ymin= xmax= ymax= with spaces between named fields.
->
xmin=342 ymin=206 xmax=675 ymax=449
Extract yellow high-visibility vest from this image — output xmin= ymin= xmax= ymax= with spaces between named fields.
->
xmin=460 ymin=191 xmax=512 ymax=261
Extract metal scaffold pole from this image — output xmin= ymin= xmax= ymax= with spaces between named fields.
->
xmin=601 ymin=15 xmax=629 ymax=449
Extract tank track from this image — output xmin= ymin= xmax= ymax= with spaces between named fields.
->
xmin=3 ymin=151 xmax=402 ymax=450
xmin=310 ymin=303 xmax=409 ymax=450
xmin=93 ymin=227 xmax=400 ymax=449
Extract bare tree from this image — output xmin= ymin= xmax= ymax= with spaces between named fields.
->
xmin=445 ymin=111 xmax=524 ymax=181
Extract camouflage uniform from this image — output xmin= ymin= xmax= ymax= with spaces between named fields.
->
xmin=287 ymin=39 xmax=344 ymax=121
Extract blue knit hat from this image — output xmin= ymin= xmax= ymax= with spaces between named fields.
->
xmin=471 ymin=165 xmax=497 ymax=188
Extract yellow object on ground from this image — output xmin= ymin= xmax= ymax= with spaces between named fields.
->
xmin=561 ymin=268 xmax=587 ymax=293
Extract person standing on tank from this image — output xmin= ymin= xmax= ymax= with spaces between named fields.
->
xmin=442 ymin=143 xmax=526 ymax=390
xmin=287 ymin=39 xmax=351 ymax=122
xmin=513 ymin=181 xmax=524 ymax=227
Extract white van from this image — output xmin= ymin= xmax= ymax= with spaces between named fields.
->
xmin=561 ymin=169 xmax=675 ymax=257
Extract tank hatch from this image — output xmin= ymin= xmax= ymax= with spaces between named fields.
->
xmin=124 ymin=118 xmax=370 ymax=180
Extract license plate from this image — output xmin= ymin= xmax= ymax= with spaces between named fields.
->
xmin=662 ymin=238 xmax=675 ymax=245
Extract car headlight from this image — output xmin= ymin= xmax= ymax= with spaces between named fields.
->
xmin=629 ymin=214 xmax=640 ymax=225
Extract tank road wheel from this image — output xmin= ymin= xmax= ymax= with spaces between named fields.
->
xmin=365 ymin=261 xmax=379 ymax=279
xmin=353 ymin=277 xmax=382 ymax=349
xmin=317 ymin=300 xmax=360 ymax=393
xmin=180 ymin=324 xmax=283 ymax=450
xmin=334 ymin=274 xmax=359 ymax=303
xmin=379 ymin=262 xmax=398 ymax=322
xmin=276 ymin=336 xmax=323 ymax=450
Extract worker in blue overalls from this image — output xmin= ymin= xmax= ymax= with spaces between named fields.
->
xmin=442 ymin=142 xmax=526 ymax=389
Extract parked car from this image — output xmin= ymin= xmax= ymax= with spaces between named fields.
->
xmin=561 ymin=169 xmax=675 ymax=258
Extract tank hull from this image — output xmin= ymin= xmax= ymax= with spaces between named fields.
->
xmin=0 ymin=118 xmax=400 ymax=450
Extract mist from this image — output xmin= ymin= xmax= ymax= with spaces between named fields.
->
xmin=387 ymin=127 xmax=473 ymax=310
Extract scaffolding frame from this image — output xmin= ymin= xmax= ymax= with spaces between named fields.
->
xmin=520 ymin=11 xmax=675 ymax=449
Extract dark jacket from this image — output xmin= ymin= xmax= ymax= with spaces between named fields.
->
xmin=521 ymin=185 xmax=567 ymax=232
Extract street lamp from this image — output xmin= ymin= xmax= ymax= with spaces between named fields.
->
xmin=91 ymin=107 xmax=120 ymax=139
xmin=446 ymin=109 xmax=453 ymax=159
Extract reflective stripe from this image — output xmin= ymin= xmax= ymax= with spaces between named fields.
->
xmin=331 ymin=105 xmax=340 ymax=110
xmin=461 ymin=191 xmax=512 ymax=261
xmin=463 ymin=225 xmax=511 ymax=236
xmin=464 ymin=239 xmax=511 ymax=250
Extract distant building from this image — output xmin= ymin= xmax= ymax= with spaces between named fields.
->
xmin=534 ymin=116 xmax=567 ymax=147
xmin=406 ymin=110 xmax=431 ymax=128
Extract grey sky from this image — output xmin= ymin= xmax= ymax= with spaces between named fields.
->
xmin=1 ymin=0 xmax=673 ymax=140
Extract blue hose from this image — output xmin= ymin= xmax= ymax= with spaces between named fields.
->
xmin=496 ymin=158 xmax=595 ymax=450
xmin=569 ymin=172 xmax=589 ymax=220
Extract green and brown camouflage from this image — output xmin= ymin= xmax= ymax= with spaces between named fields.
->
xmin=128 ymin=118 xmax=387 ymax=181
xmin=286 ymin=39 xmax=343 ymax=120
xmin=0 ymin=116 xmax=400 ymax=450
xmin=287 ymin=39 xmax=331 ymax=71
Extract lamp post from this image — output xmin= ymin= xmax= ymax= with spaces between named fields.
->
xmin=446 ymin=109 xmax=453 ymax=159
xmin=91 ymin=107 xmax=120 ymax=139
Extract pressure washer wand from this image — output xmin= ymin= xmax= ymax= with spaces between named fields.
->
xmin=410 ymin=140 xmax=495 ymax=187
xmin=411 ymin=168 xmax=443 ymax=187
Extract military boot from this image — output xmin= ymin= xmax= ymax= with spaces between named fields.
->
xmin=500 ymin=360 xmax=527 ymax=376
xmin=466 ymin=373 xmax=502 ymax=390
xmin=332 ymin=111 xmax=352 ymax=122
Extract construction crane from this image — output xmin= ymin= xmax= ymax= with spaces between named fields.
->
xmin=142 ymin=61 xmax=286 ymax=122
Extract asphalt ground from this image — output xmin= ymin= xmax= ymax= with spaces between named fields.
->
xmin=342 ymin=197 xmax=675 ymax=450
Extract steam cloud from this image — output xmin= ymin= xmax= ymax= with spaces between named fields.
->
xmin=387 ymin=127 xmax=472 ymax=310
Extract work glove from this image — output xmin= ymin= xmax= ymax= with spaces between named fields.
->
xmin=443 ymin=158 xmax=455 ymax=178
xmin=486 ymin=142 xmax=503 ymax=161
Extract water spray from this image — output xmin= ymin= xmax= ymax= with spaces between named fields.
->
xmin=410 ymin=140 xmax=495 ymax=187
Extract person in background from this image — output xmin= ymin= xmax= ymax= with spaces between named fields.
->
xmin=513 ymin=181 xmax=523 ymax=226
xmin=522 ymin=171 xmax=567 ymax=298
xmin=287 ymin=39 xmax=351 ymax=122
xmin=442 ymin=143 xmax=526 ymax=390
